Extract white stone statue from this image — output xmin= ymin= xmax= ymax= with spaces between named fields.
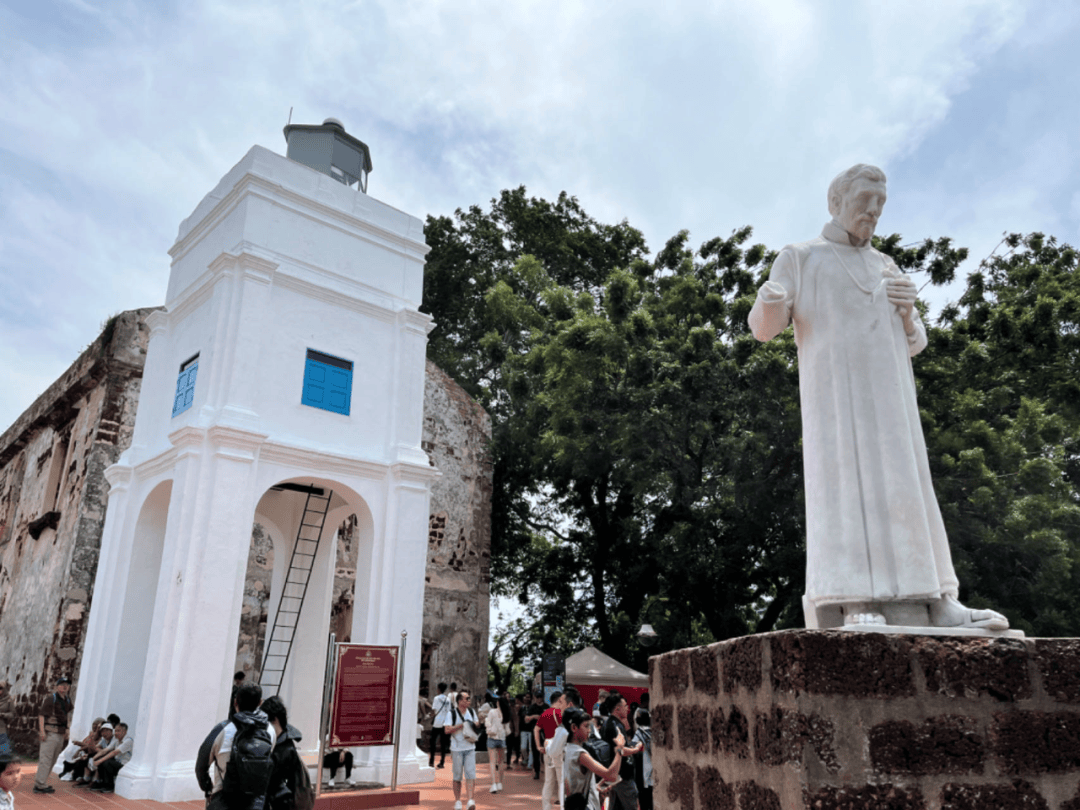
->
xmin=748 ymin=164 xmax=1010 ymax=633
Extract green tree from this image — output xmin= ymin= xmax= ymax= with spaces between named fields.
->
xmin=912 ymin=233 xmax=1080 ymax=635
xmin=425 ymin=189 xmax=1080 ymax=665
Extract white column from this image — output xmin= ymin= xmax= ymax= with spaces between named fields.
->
xmin=116 ymin=426 xmax=266 ymax=802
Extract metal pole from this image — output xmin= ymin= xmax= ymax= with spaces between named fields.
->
xmin=390 ymin=630 xmax=407 ymax=791
xmin=317 ymin=633 xmax=337 ymax=799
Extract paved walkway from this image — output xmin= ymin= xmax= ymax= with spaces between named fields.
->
xmin=9 ymin=760 xmax=544 ymax=809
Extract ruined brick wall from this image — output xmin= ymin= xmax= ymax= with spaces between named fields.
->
xmin=0 ymin=311 xmax=492 ymax=749
xmin=651 ymin=630 xmax=1080 ymax=810
xmin=0 ymin=309 xmax=154 ymax=752
xmin=234 ymin=522 xmax=274 ymax=679
xmin=421 ymin=361 xmax=492 ymax=699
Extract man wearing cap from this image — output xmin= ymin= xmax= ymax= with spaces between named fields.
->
xmin=34 ymin=675 xmax=74 ymax=794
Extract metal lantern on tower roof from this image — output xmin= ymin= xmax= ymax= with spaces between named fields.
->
xmin=284 ymin=117 xmax=373 ymax=192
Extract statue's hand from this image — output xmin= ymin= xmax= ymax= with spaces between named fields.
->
xmin=758 ymin=280 xmax=788 ymax=303
xmin=886 ymin=276 xmax=917 ymax=330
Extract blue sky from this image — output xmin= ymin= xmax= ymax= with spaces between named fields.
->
xmin=2 ymin=0 xmax=1079 ymax=430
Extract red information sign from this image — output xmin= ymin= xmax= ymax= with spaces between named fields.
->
xmin=329 ymin=644 xmax=399 ymax=747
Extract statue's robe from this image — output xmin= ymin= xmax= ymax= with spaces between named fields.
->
xmin=748 ymin=221 xmax=959 ymax=608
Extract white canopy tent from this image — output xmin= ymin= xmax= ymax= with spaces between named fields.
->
xmin=566 ymin=646 xmax=649 ymax=688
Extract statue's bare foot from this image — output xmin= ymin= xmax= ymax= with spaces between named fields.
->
xmin=929 ymin=595 xmax=1008 ymax=631
xmin=843 ymin=603 xmax=886 ymax=626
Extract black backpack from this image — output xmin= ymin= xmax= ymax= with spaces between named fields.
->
xmin=583 ymin=736 xmax=615 ymax=768
xmin=222 ymin=720 xmax=275 ymax=807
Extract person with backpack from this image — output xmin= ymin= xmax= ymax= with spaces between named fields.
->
xmin=443 ymin=688 xmax=479 ymax=810
xmin=561 ymin=708 xmax=624 ymax=810
xmin=209 ymin=682 xmax=275 ymax=810
xmin=262 ymin=696 xmax=314 ymax=810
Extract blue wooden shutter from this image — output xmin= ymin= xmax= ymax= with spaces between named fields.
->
xmin=172 ymin=360 xmax=198 ymax=417
xmin=302 ymin=350 xmax=352 ymax=415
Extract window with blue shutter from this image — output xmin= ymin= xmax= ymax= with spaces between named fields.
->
xmin=302 ymin=349 xmax=353 ymax=416
xmin=172 ymin=354 xmax=199 ymax=417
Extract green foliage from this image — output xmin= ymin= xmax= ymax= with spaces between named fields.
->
xmin=426 ymin=192 xmax=1080 ymax=667
xmin=916 ymin=233 xmax=1080 ymax=635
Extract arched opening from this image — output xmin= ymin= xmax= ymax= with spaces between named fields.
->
xmin=234 ymin=479 xmax=374 ymax=708
xmin=110 ymin=479 xmax=172 ymax=729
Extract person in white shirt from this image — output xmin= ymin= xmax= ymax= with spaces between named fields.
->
xmin=428 ymin=682 xmax=452 ymax=769
xmin=0 ymin=755 xmax=23 ymax=810
xmin=484 ymin=694 xmax=510 ymax=793
xmin=89 ymin=723 xmax=133 ymax=793
xmin=444 ymin=688 xmax=479 ymax=810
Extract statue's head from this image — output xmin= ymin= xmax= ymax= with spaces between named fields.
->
xmin=828 ymin=164 xmax=887 ymax=243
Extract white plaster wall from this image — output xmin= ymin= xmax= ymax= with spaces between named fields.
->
xmin=75 ymin=143 xmax=437 ymax=800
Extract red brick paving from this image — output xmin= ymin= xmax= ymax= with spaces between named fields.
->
xmin=10 ymin=760 xmax=544 ymax=809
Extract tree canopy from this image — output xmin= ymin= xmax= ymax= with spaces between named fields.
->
xmin=423 ymin=191 xmax=1080 ymax=676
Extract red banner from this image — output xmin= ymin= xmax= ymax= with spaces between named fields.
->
xmin=329 ymin=644 xmax=399 ymax=747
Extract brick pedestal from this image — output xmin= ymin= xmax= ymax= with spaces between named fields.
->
xmin=650 ymin=631 xmax=1080 ymax=810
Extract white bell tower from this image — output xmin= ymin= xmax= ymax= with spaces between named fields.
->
xmin=74 ymin=121 xmax=437 ymax=801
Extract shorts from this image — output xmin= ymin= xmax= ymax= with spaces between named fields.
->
xmin=487 ymin=738 xmax=506 ymax=749
xmin=452 ymin=749 xmax=476 ymax=781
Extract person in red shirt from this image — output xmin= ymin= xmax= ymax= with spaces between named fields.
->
xmin=535 ymin=691 xmax=567 ymax=810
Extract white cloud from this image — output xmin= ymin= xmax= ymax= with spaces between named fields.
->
xmin=2 ymin=0 xmax=1077 ymax=430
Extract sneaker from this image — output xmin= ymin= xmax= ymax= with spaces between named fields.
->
xmin=60 ymin=772 xmax=74 ymax=782
xmin=498 ymin=783 xmax=503 ymax=791
xmin=491 ymin=784 xmax=499 ymax=793
xmin=467 ymin=801 xmax=476 ymax=809
xmin=328 ymin=778 xmax=335 ymax=787
xmin=347 ymin=778 xmax=355 ymax=786
xmin=33 ymin=785 xmax=56 ymax=794
xmin=454 ymin=802 xmax=462 ymax=810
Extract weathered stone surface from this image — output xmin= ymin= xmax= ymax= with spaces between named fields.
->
xmin=1061 ymin=782 xmax=1080 ymax=810
xmin=653 ymin=703 xmax=674 ymax=750
xmin=940 ymin=779 xmax=1048 ymax=809
xmin=420 ymin=361 xmax=493 ymax=698
xmin=1035 ymin=639 xmax=1080 ymax=703
xmin=720 ymin=634 xmax=761 ymax=693
xmin=234 ymin=522 xmax=274 ymax=677
xmin=689 ymin=646 xmax=719 ymax=696
xmin=804 ymin=784 xmax=927 ymax=810
xmin=678 ymin=705 xmax=709 ymax=753
xmin=771 ymin=630 xmax=916 ymax=697
xmin=661 ymin=648 xmax=692 ymax=697
xmin=697 ymin=765 xmax=735 ymax=810
xmin=0 ymin=309 xmax=154 ymax=752
xmin=870 ymin=716 xmax=984 ymax=775
xmin=667 ymin=761 xmax=696 ymax=810
xmin=737 ymin=781 xmax=781 ymax=810
xmin=753 ymin=707 xmax=839 ymax=772
xmin=755 ymin=707 xmax=804 ymax=766
xmin=992 ymin=711 xmax=1080 ymax=775
xmin=652 ymin=632 xmax=1080 ymax=810
xmin=915 ymin=636 xmax=1031 ymax=702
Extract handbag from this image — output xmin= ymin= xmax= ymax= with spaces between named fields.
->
xmin=462 ymin=721 xmax=480 ymax=744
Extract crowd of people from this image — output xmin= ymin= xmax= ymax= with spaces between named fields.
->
xmin=10 ymin=674 xmax=136 ymax=796
xmin=1 ymin=669 xmax=652 ymax=810
xmin=421 ymin=681 xmax=652 ymax=810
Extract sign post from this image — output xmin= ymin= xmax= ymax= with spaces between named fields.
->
xmin=316 ymin=632 xmax=338 ymax=798
xmin=320 ymin=635 xmax=406 ymax=791
xmin=390 ymin=630 xmax=407 ymax=791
